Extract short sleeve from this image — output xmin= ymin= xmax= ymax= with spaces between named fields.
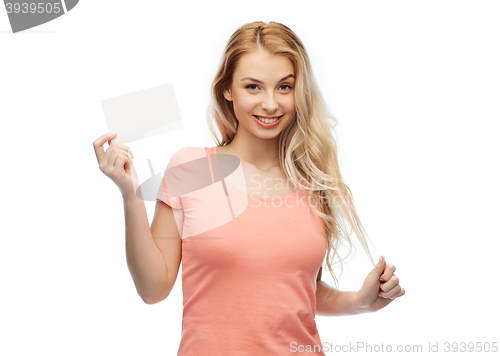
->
xmin=156 ymin=147 xmax=187 ymax=210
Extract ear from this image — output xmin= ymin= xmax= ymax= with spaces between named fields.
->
xmin=223 ymin=87 xmax=233 ymax=102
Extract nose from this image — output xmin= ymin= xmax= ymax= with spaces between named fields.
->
xmin=260 ymin=91 xmax=279 ymax=113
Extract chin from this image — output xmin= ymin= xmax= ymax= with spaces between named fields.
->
xmin=253 ymin=130 xmax=283 ymax=140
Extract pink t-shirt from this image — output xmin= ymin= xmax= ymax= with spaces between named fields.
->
xmin=156 ymin=146 xmax=327 ymax=355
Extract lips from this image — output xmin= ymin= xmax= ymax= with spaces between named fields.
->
xmin=253 ymin=115 xmax=284 ymax=128
xmin=254 ymin=115 xmax=282 ymax=119
xmin=253 ymin=115 xmax=283 ymax=120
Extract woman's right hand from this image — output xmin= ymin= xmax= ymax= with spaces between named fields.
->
xmin=93 ymin=132 xmax=140 ymax=198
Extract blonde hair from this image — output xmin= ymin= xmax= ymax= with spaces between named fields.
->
xmin=206 ymin=21 xmax=376 ymax=289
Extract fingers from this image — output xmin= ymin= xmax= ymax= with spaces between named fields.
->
xmin=380 ymin=285 xmax=405 ymax=299
xmin=95 ymin=133 xmax=134 ymax=172
xmin=101 ymin=147 xmax=133 ymax=174
xmin=379 ymin=285 xmax=401 ymax=298
xmin=389 ymin=288 xmax=406 ymax=299
xmin=378 ymin=261 xmax=405 ymax=299
xmin=93 ymin=132 xmax=117 ymax=163
xmin=108 ymin=141 xmax=135 ymax=157
xmin=105 ymin=142 xmax=134 ymax=167
xmin=380 ymin=263 xmax=396 ymax=282
xmin=380 ymin=274 xmax=399 ymax=292
xmin=379 ymin=274 xmax=402 ymax=298
xmin=107 ymin=146 xmax=125 ymax=171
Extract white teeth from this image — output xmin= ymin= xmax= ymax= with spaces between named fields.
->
xmin=256 ymin=116 xmax=280 ymax=124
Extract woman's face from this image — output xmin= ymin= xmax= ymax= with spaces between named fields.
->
xmin=223 ymin=48 xmax=296 ymax=140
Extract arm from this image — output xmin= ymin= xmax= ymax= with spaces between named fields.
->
xmin=124 ymin=194 xmax=182 ymax=304
xmin=316 ymin=280 xmax=364 ymax=316
xmin=315 ymin=257 xmax=405 ymax=316
xmin=93 ymin=132 xmax=182 ymax=305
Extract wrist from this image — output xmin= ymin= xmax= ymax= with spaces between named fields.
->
xmin=122 ymin=190 xmax=141 ymax=203
xmin=352 ymin=291 xmax=368 ymax=314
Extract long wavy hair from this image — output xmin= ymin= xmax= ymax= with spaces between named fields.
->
xmin=206 ymin=21 xmax=376 ymax=289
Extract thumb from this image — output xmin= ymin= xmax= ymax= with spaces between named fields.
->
xmin=359 ymin=255 xmax=387 ymax=298
xmin=374 ymin=256 xmax=386 ymax=276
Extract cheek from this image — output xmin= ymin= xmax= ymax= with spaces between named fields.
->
xmin=285 ymin=97 xmax=296 ymax=113
xmin=233 ymin=92 xmax=256 ymax=113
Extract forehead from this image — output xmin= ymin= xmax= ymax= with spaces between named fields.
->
xmin=233 ymin=50 xmax=294 ymax=79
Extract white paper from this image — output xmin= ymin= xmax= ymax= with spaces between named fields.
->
xmin=100 ymin=82 xmax=183 ymax=144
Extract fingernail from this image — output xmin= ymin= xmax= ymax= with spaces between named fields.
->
xmin=379 ymin=256 xmax=383 ymax=264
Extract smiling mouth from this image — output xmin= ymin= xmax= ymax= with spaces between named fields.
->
xmin=254 ymin=115 xmax=283 ymax=123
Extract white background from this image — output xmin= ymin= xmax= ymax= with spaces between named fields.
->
xmin=1 ymin=1 xmax=499 ymax=355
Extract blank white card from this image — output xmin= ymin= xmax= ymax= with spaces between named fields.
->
xmin=100 ymin=82 xmax=183 ymax=145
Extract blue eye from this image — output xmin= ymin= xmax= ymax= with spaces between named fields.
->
xmin=245 ymin=84 xmax=293 ymax=90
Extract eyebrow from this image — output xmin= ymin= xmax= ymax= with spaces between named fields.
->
xmin=241 ymin=74 xmax=295 ymax=84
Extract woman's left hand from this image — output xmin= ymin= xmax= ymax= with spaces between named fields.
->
xmin=355 ymin=256 xmax=405 ymax=313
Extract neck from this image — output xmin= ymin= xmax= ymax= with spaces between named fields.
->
xmin=224 ymin=129 xmax=281 ymax=171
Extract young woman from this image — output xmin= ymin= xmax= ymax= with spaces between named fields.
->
xmin=93 ymin=21 xmax=405 ymax=355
